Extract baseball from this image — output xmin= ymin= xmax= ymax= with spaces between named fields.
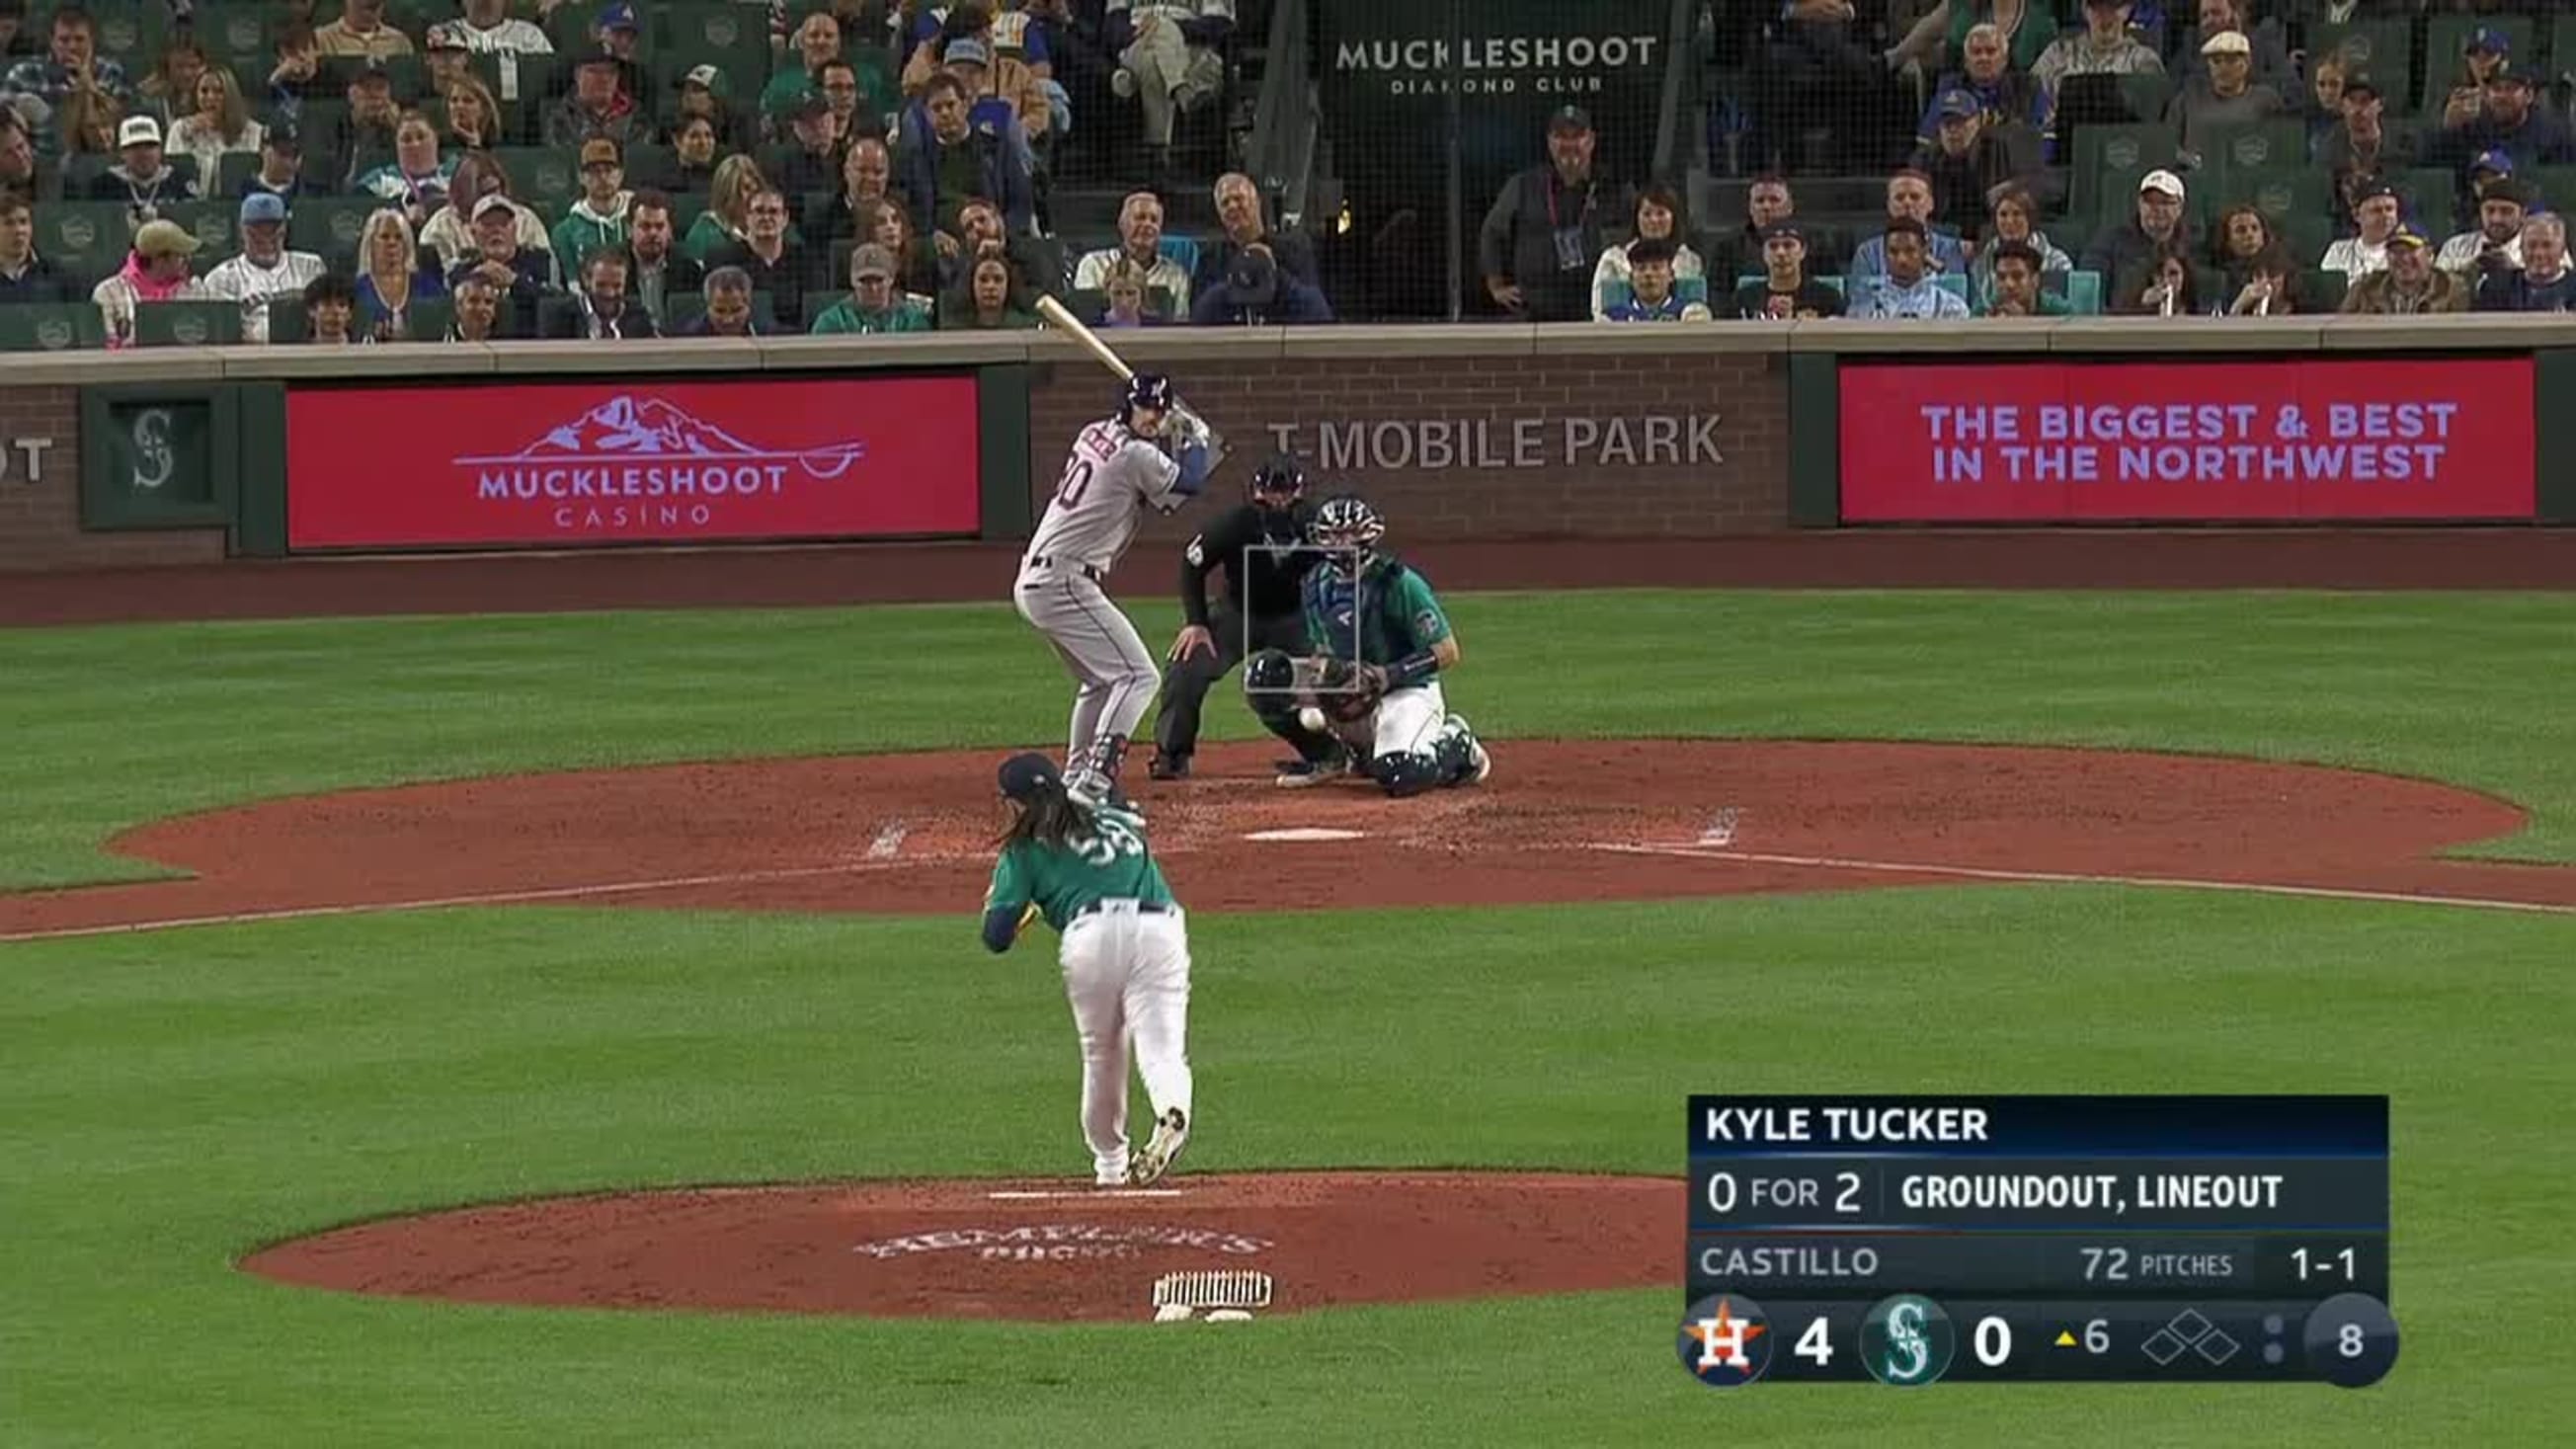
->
xmin=1298 ymin=706 xmax=1328 ymax=734
xmin=1154 ymin=1304 xmax=1196 ymax=1323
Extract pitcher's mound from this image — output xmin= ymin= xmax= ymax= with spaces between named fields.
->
xmin=240 ymin=1171 xmax=1677 ymax=1322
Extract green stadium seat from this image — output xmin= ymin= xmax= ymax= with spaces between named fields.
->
xmin=622 ymin=142 xmax=674 ymax=189
xmin=0 ymin=304 xmax=107 ymax=353
xmin=2211 ymin=163 xmax=2329 ymax=235
xmin=492 ymin=146 xmax=582 ymax=217
xmin=129 ymin=300 xmax=243 ymax=347
xmin=2204 ymin=121 xmax=2305 ymax=179
xmin=89 ymin=8 xmax=168 ymax=72
xmin=215 ymin=151 xmax=263 ymax=200
xmin=2421 ymin=17 xmax=2536 ymax=118
xmin=2073 ymin=123 xmax=2180 ymax=227
xmin=31 ymin=201 xmax=136 ymax=273
xmin=2304 ymin=269 xmax=2350 ymax=311
xmin=160 ymin=200 xmax=240 ymax=259
xmin=2308 ymin=23 xmax=2412 ymax=119
xmin=194 ymin=4 xmax=278 ymax=76
xmin=266 ymin=297 xmax=309 ymax=343
xmin=2532 ymin=168 xmax=2576 ymax=216
xmin=398 ymin=297 xmax=454 ymax=342
xmin=660 ymin=3 xmax=773 ymax=96
xmin=2398 ymin=167 xmax=2459 ymax=233
xmin=2048 ymin=270 xmax=2104 ymax=316
xmin=287 ymin=196 xmax=383 ymax=262
xmin=2556 ymin=17 xmax=2576 ymax=80
xmin=664 ymin=191 xmax=710 ymax=237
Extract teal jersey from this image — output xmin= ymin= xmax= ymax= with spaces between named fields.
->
xmin=1302 ymin=557 xmax=1452 ymax=667
xmin=982 ymin=804 xmax=1176 ymax=933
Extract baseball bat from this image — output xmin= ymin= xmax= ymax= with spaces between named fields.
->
xmin=1034 ymin=294 xmax=1227 ymax=462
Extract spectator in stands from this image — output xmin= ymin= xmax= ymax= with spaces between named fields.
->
xmin=2315 ymin=76 xmax=2412 ymax=221
xmin=2294 ymin=51 xmax=2345 ymax=156
xmin=358 ymin=112 xmax=455 ymax=225
xmin=2165 ymin=30 xmax=2280 ymax=162
xmin=623 ymin=191 xmax=700 ymax=332
xmin=1732 ymin=220 xmax=1841 ymax=320
xmin=2435 ymin=64 xmax=2573 ymax=175
xmin=1598 ymin=238 xmax=1710 ymax=322
xmin=0 ymin=89 xmax=56 ymax=200
xmin=1096 ymin=255 xmax=1161 ymax=327
xmin=684 ymin=153 xmax=767 ymax=263
xmin=1848 ymin=218 xmax=1969 ymax=319
xmin=2082 ymin=169 xmax=2188 ymax=300
xmin=2218 ymin=246 xmax=2303 ymax=316
xmin=89 ymin=116 xmax=187 ymax=215
xmin=445 ymin=271 xmax=502 ymax=341
xmin=2440 ymin=176 xmax=2529 ymax=282
xmin=1074 ymin=189 xmax=1190 ymax=312
xmin=1967 ymin=187 xmax=2068 ymax=306
xmin=1850 ymin=171 xmax=1967 ymax=281
xmin=817 ymin=58 xmax=876 ymax=149
xmin=925 ymin=23 xmax=1048 ymax=156
xmin=420 ymin=29 xmax=470 ymax=98
xmin=711 ymin=185 xmax=824 ymax=329
xmin=812 ymin=134 xmax=895 ymax=256
xmin=333 ymin=61 xmax=401 ymax=191
xmin=1979 ymin=240 xmax=2070 ymax=316
xmin=201 ymin=192 xmax=326 ymax=343
xmin=1588 ymin=185 xmax=1703 ymax=322
xmin=0 ymin=2 xmax=33 ymax=61
xmin=1912 ymin=91 xmax=2018 ymax=241
xmin=2206 ymin=202 xmax=2276 ymax=290
xmin=944 ymin=193 xmax=1056 ymax=305
xmin=134 ymin=40 xmax=207 ymax=131
xmin=761 ymin=90 xmax=847 ymax=222
xmin=2321 ymin=181 xmax=2399 ymax=278
xmin=670 ymin=65 xmax=754 ymax=158
xmin=1 ymin=5 xmax=133 ymax=146
xmin=2171 ymin=0 xmax=2291 ymax=98
xmin=1918 ymin=25 xmax=2042 ymax=156
xmin=1107 ymin=0 xmax=1229 ymax=181
xmin=1192 ymin=245 xmax=1330 ymax=326
xmin=762 ymin=11 xmax=845 ymax=130
xmin=354 ymin=205 xmax=440 ymax=338
xmin=810 ymin=241 xmax=931 ymax=332
xmin=2436 ymin=27 xmax=2513 ymax=136
xmin=1934 ymin=3 xmax=2054 ymax=79
xmin=315 ymin=0 xmax=415 ymax=60
xmin=266 ymin=24 xmax=325 ymax=130
xmin=2029 ymin=0 xmax=2163 ymax=138
xmin=676 ymin=264 xmax=766 ymax=337
xmin=943 ymin=251 xmax=1039 ymax=329
xmin=430 ymin=0 xmax=552 ymax=57
xmin=1478 ymin=106 xmax=1618 ymax=322
xmin=300 ymin=273 xmax=362 ymax=344
xmin=437 ymin=75 xmax=504 ymax=155
xmin=1198 ymin=170 xmax=1319 ymax=297
xmin=2474 ymin=215 xmax=2573 ymax=313
xmin=445 ymin=193 xmax=546 ymax=315
xmin=2114 ymin=252 xmax=2198 ymax=316
xmin=2340 ymin=225 xmax=2465 ymax=315
xmin=1750 ymin=0 xmax=1901 ymax=176
xmin=92 ymin=217 xmax=202 ymax=349
xmin=1720 ymin=174 xmax=1803 ymax=281
xmin=421 ymin=151 xmax=554 ymax=276
xmin=550 ymin=137 xmax=632 ymax=276
xmin=56 ymin=84 xmax=119 ymax=158
xmin=541 ymin=249 xmax=655 ymax=339
xmin=897 ymin=72 xmax=1034 ymax=237
xmin=659 ymin=114 xmax=722 ymax=194
xmin=240 ymin=126 xmax=302 ymax=206
xmin=0 ymin=190 xmax=77 ymax=302
xmin=166 ymin=66 xmax=262 ymax=199
xmin=863 ymin=199 xmax=940 ymax=299
xmin=546 ymin=51 xmax=648 ymax=151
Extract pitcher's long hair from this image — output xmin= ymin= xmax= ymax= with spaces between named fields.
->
xmin=999 ymin=782 xmax=1094 ymax=851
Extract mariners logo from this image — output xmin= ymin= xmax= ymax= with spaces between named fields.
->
xmin=1677 ymin=1293 xmax=1773 ymax=1389
xmin=1861 ymin=1293 xmax=1957 ymax=1387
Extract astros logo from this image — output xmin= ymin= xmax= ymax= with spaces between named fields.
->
xmin=1677 ymin=1293 xmax=1774 ymax=1388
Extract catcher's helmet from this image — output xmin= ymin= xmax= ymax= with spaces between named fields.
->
xmin=1310 ymin=495 xmax=1385 ymax=551
xmin=1249 ymin=452 xmax=1305 ymax=504
xmin=1121 ymin=372 xmax=1176 ymax=423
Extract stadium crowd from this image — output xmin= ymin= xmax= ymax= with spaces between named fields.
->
xmin=1 ymin=1 xmax=2572 ymax=345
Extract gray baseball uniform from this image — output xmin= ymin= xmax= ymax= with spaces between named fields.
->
xmin=1017 ymin=417 xmax=1186 ymax=766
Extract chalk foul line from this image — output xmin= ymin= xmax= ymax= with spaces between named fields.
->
xmin=1582 ymin=842 xmax=2576 ymax=917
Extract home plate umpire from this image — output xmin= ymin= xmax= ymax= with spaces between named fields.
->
xmin=1148 ymin=452 xmax=1319 ymax=781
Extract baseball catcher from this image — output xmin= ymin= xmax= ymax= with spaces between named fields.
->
xmin=1242 ymin=495 xmax=1491 ymax=794
xmin=1149 ymin=452 xmax=1319 ymax=781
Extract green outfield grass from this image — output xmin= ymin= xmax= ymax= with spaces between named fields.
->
xmin=4 ymin=590 xmax=2573 ymax=1445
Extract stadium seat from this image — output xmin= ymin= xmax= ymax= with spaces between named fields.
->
xmin=403 ymin=297 xmax=455 ymax=342
xmin=2555 ymin=18 xmax=2576 ymax=84
xmin=265 ymin=297 xmax=308 ymax=343
xmin=2532 ymin=167 xmax=2576 ymax=216
xmin=2072 ymin=123 xmax=2181 ymax=226
xmin=2308 ymin=23 xmax=2412 ymax=118
xmin=160 ymin=200 xmax=239 ymax=259
xmin=193 ymin=4 xmax=275 ymax=77
xmin=660 ymin=3 xmax=772 ymax=93
xmin=0 ymin=304 xmax=106 ymax=353
xmin=2203 ymin=121 xmax=2305 ymax=180
xmin=88 ymin=7 xmax=166 ymax=73
xmin=129 ymin=300 xmax=244 ymax=348
xmin=287 ymin=196 xmax=382 ymax=262
xmin=215 ymin=152 xmax=262 ymax=200
xmin=2208 ymin=159 xmax=2329 ymax=235
xmin=1157 ymin=234 xmax=1201 ymax=281
xmin=2066 ymin=270 xmax=2102 ymax=315
xmin=2420 ymin=17 xmax=2536 ymax=118
xmin=2398 ymin=168 xmax=2459 ymax=233
xmin=2304 ymin=269 xmax=2350 ymax=310
xmin=493 ymin=147 xmax=582 ymax=220
xmin=30 ymin=201 xmax=136 ymax=277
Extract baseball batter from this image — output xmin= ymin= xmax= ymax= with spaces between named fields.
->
xmin=1016 ymin=373 xmax=1215 ymax=804
xmin=981 ymin=752 xmax=1193 ymax=1187
xmin=1244 ymin=495 xmax=1491 ymax=794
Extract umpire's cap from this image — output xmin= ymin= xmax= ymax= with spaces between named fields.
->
xmin=999 ymin=752 xmax=1065 ymax=801
xmin=1250 ymin=451 xmax=1305 ymax=499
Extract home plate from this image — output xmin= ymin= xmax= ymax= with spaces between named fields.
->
xmin=1243 ymin=828 xmax=1368 ymax=843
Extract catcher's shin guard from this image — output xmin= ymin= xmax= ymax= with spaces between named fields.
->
xmin=1244 ymin=649 xmax=1341 ymax=762
xmin=1373 ymin=750 xmax=1443 ymax=798
xmin=1431 ymin=716 xmax=1484 ymax=786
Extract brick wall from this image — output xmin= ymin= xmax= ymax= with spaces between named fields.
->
xmin=0 ymin=386 xmax=225 ymax=572
xmin=1026 ymin=353 xmax=1788 ymax=542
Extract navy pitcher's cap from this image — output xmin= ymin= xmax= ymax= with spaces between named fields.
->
xmin=999 ymin=753 xmax=1064 ymax=801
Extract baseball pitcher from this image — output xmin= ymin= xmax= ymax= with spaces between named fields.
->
xmin=981 ymin=752 xmax=1193 ymax=1187
xmin=1243 ymin=495 xmax=1491 ymax=795
xmin=1016 ymin=373 xmax=1215 ymax=805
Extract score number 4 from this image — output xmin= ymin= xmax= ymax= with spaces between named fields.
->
xmin=1705 ymin=1171 xmax=1862 ymax=1215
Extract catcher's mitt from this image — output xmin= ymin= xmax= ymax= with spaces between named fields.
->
xmin=1310 ymin=656 xmax=1386 ymax=724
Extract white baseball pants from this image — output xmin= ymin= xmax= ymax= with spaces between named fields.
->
xmin=1058 ymin=901 xmax=1193 ymax=1181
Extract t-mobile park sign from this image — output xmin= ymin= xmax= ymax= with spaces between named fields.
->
xmin=1263 ymin=413 xmax=1723 ymax=472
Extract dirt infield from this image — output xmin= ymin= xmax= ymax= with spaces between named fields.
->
xmin=6 ymin=530 xmax=2575 ymax=625
xmin=6 ymin=738 xmax=2573 ymax=944
xmin=240 ymin=1171 xmax=1675 ymax=1322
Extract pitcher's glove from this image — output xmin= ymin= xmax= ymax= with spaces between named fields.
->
xmin=1311 ymin=656 xmax=1387 ymax=724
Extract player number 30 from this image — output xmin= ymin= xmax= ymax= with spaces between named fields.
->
xmin=1703 ymin=1170 xmax=1863 ymax=1215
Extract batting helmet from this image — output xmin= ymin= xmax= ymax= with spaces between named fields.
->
xmin=1121 ymin=372 xmax=1176 ymax=424
xmin=1310 ymin=495 xmax=1385 ymax=551
xmin=1249 ymin=452 xmax=1305 ymax=505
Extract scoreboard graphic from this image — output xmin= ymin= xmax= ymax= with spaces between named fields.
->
xmin=1677 ymin=1096 xmax=2396 ymax=1388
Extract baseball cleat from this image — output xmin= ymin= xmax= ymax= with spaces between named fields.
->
xmin=1274 ymin=750 xmax=1349 ymax=788
xmin=1065 ymin=767 xmax=1111 ymax=806
xmin=1448 ymin=714 xmax=1492 ymax=785
xmin=1148 ymin=753 xmax=1190 ymax=781
xmin=1129 ymin=1107 xmax=1189 ymax=1185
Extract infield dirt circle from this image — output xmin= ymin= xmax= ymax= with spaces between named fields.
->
xmin=15 ymin=738 xmax=2572 ymax=1320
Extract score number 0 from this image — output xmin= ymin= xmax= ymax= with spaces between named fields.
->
xmin=1704 ymin=1171 xmax=1863 ymax=1215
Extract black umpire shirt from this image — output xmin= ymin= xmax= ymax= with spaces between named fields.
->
xmin=1179 ymin=502 xmax=1318 ymax=626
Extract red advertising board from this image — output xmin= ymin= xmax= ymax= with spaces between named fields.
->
xmin=286 ymin=376 xmax=982 ymax=548
xmin=1838 ymin=359 xmax=2535 ymax=522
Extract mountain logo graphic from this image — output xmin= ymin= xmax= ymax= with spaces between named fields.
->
xmin=458 ymin=395 xmax=867 ymax=480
